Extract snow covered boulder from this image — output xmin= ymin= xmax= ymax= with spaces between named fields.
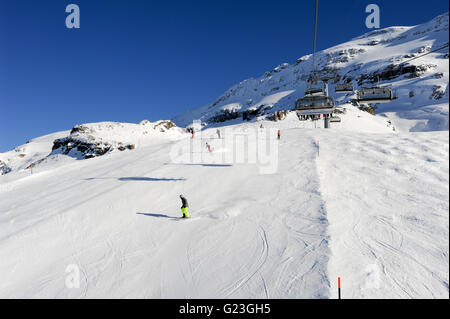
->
xmin=153 ymin=120 xmax=177 ymax=132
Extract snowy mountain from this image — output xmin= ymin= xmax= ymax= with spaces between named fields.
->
xmin=172 ymin=13 xmax=449 ymax=132
xmin=0 ymin=120 xmax=184 ymax=175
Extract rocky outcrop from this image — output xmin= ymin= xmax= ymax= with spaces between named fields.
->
xmin=268 ymin=110 xmax=291 ymax=121
xmin=153 ymin=120 xmax=177 ymax=132
xmin=51 ymin=137 xmax=115 ymax=159
xmin=430 ymin=85 xmax=446 ymax=100
xmin=0 ymin=160 xmax=11 ymax=175
xmin=357 ymin=104 xmax=376 ymax=115
xmin=208 ymin=110 xmax=241 ymax=123
xmin=356 ymin=63 xmax=437 ymax=85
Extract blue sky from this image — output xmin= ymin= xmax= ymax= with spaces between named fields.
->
xmin=0 ymin=0 xmax=448 ymax=151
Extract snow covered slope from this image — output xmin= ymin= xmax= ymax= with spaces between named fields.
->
xmin=0 ymin=121 xmax=184 ymax=175
xmin=172 ymin=13 xmax=449 ymax=132
xmin=0 ymin=114 xmax=448 ymax=298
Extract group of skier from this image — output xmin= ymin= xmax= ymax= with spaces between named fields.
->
xmin=176 ymin=125 xmax=280 ymax=219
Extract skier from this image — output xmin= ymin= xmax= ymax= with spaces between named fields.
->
xmin=206 ymin=142 xmax=212 ymax=152
xmin=277 ymin=130 xmax=281 ymax=140
xmin=216 ymin=129 xmax=221 ymax=139
xmin=260 ymin=123 xmax=264 ymax=129
xmin=180 ymin=194 xmax=190 ymax=218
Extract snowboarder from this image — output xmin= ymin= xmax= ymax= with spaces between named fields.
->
xmin=180 ymin=194 xmax=190 ymax=218
xmin=277 ymin=130 xmax=281 ymax=140
xmin=216 ymin=129 xmax=221 ymax=139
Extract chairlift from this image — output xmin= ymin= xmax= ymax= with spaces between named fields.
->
xmin=335 ymin=83 xmax=354 ymax=94
xmin=295 ymin=95 xmax=335 ymax=110
xmin=305 ymin=86 xmax=325 ymax=96
xmin=356 ymin=86 xmax=393 ymax=103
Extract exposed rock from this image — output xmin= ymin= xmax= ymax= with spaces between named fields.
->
xmin=357 ymin=63 xmax=436 ymax=85
xmin=0 ymin=160 xmax=12 ymax=175
xmin=430 ymin=85 xmax=445 ymax=100
xmin=52 ymin=137 xmax=113 ymax=159
xmin=70 ymin=124 xmax=93 ymax=135
xmin=269 ymin=110 xmax=291 ymax=121
xmin=153 ymin=120 xmax=176 ymax=132
xmin=358 ymin=104 xmax=376 ymax=115
xmin=208 ymin=110 xmax=240 ymax=123
xmin=139 ymin=120 xmax=151 ymax=125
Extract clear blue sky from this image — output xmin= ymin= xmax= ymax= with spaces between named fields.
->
xmin=0 ymin=0 xmax=448 ymax=151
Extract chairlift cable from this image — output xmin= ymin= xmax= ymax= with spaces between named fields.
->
xmin=397 ymin=42 xmax=449 ymax=66
xmin=312 ymin=0 xmax=319 ymax=73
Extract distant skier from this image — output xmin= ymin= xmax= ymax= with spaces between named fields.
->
xmin=277 ymin=130 xmax=281 ymax=140
xmin=216 ymin=129 xmax=221 ymax=139
xmin=180 ymin=194 xmax=190 ymax=218
xmin=206 ymin=142 xmax=212 ymax=152
xmin=260 ymin=123 xmax=264 ymax=129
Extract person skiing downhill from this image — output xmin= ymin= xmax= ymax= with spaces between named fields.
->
xmin=180 ymin=195 xmax=190 ymax=218
xmin=206 ymin=142 xmax=212 ymax=152
xmin=216 ymin=129 xmax=221 ymax=139
xmin=277 ymin=130 xmax=281 ymax=140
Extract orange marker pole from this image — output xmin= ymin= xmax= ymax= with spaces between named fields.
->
xmin=338 ymin=277 xmax=341 ymax=299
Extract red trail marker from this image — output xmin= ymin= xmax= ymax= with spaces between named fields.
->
xmin=338 ymin=277 xmax=341 ymax=299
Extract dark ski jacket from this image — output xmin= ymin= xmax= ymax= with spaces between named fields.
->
xmin=180 ymin=196 xmax=188 ymax=208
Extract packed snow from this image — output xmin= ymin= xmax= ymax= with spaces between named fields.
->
xmin=0 ymin=108 xmax=448 ymax=298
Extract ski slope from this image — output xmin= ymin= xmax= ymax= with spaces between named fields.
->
xmin=0 ymin=112 xmax=448 ymax=298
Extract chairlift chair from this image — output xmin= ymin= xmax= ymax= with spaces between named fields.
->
xmin=305 ymin=86 xmax=325 ymax=96
xmin=356 ymin=87 xmax=393 ymax=103
xmin=335 ymin=83 xmax=354 ymax=94
xmin=295 ymin=95 xmax=335 ymax=110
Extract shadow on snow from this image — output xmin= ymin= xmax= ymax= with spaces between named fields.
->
xmin=136 ymin=212 xmax=179 ymax=219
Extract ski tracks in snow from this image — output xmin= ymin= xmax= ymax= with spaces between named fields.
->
xmin=317 ymin=132 xmax=449 ymax=298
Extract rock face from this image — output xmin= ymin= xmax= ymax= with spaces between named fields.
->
xmin=152 ymin=120 xmax=177 ymax=132
xmin=0 ymin=160 xmax=11 ymax=175
xmin=51 ymin=137 xmax=116 ymax=159
xmin=268 ymin=110 xmax=291 ymax=121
